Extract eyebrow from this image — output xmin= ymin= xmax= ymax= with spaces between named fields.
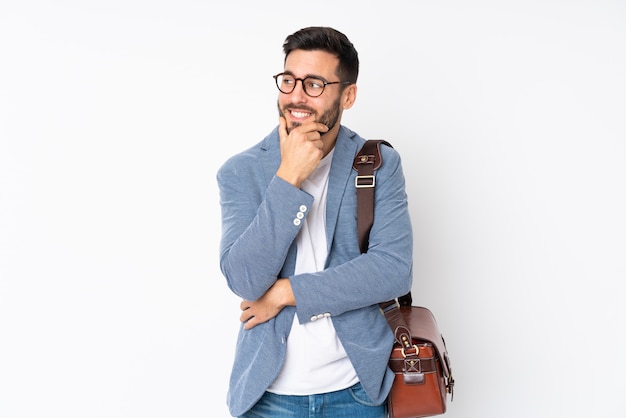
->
xmin=282 ymin=70 xmax=329 ymax=83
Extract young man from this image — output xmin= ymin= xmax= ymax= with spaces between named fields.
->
xmin=217 ymin=26 xmax=413 ymax=417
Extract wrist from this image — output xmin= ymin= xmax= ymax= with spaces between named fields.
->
xmin=277 ymin=278 xmax=295 ymax=307
xmin=276 ymin=167 xmax=303 ymax=188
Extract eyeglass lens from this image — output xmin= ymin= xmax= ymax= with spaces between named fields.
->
xmin=275 ymin=74 xmax=326 ymax=97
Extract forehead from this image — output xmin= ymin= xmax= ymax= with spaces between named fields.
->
xmin=284 ymin=49 xmax=340 ymax=78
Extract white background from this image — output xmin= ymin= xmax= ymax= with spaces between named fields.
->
xmin=1 ymin=1 xmax=625 ymax=417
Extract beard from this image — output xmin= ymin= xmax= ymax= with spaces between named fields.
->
xmin=277 ymin=97 xmax=341 ymax=134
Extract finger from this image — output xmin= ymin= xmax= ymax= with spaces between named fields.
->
xmin=316 ymin=123 xmax=329 ymax=134
xmin=243 ymin=317 xmax=256 ymax=330
xmin=296 ymin=122 xmax=328 ymax=136
xmin=240 ymin=310 xmax=253 ymax=323
xmin=241 ymin=309 xmax=259 ymax=329
xmin=240 ymin=303 xmax=254 ymax=321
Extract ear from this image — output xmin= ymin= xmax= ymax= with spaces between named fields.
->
xmin=341 ymin=84 xmax=357 ymax=110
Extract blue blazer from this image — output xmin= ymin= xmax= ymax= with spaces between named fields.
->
xmin=217 ymin=125 xmax=413 ymax=417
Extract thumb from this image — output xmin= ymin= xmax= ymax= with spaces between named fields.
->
xmin=278 ymin=116 xmax=288 ymax=141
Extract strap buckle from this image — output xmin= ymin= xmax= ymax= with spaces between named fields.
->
xmin=355 ymin=175 xmax=375 ymax=188
xmin=401 ymin=344 xmax=419 ymax=358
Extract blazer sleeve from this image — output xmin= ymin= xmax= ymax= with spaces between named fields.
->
xmin=217 ymin=153 xmax=313 ymax=301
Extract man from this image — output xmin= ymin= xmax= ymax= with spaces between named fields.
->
xmin=217 ymin=26 xmax=413 ymax=417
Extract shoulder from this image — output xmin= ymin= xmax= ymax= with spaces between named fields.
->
xmin=378 ymin=140 xmax=402 ymax=167
xmin=217 ymin=128 xmax=279 ymax=179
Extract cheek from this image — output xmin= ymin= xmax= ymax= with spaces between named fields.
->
xmin=277 ymin=98 xmax=295 ymax=115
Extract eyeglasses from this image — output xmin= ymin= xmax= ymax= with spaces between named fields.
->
xmin=273 ymin=72 xmax=353 ymax=97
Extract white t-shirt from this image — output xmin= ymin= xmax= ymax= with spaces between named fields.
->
xmin=268 ymin=149 xmax=359 ymax=395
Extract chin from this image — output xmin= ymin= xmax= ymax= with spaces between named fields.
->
xmin=286 ymin=121 xmax=302 ymax=133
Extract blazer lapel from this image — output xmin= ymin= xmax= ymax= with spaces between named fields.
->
xmin=258 ymin=128 xmax=282 ymax=186
xmin=325 ymin=127 xmax=360 ymax=254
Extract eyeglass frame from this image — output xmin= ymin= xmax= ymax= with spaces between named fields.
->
xmin=273 ymin=72 xmax=354 ymax=97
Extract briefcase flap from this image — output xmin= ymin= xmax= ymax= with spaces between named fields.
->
xmin=398 ymin=306 xmax=451 ymax=379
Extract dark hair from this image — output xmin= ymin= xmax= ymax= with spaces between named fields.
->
xmin=282 ymin=26 xmax=359 ymax=84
